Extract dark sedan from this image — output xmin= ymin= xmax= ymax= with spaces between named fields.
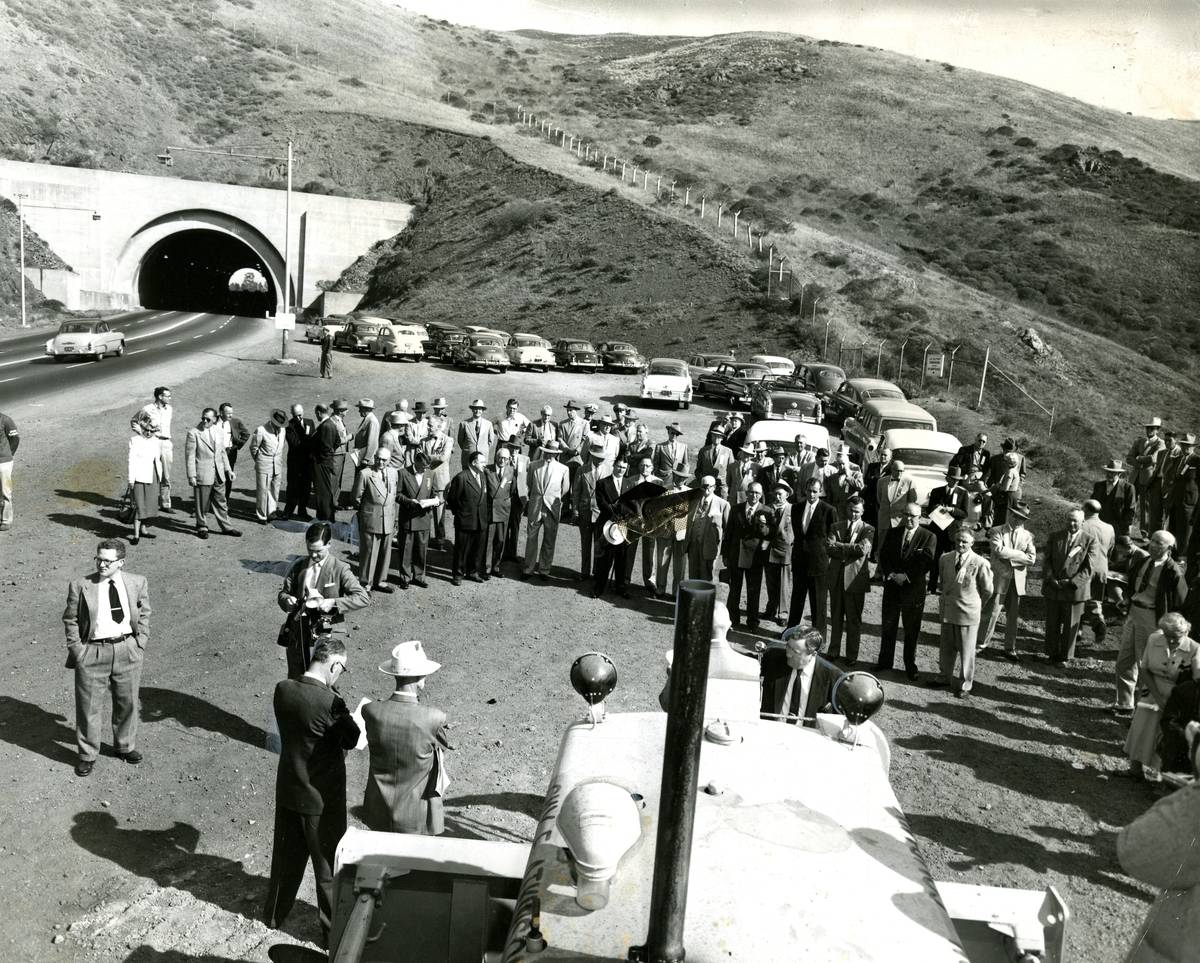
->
xmin=792 ymin=362 xmax=847 ymax=396
xmin=553 ymin=339 xmax=602 ymax=372
xmin=823 ymin=378 xmax=906 ymax=426
xmin=332 ymin=320 xmax=385 ymax=352
xmin=694 ymin=362 xmax=773 ymax=407
xmin=749 ymin=382 xmax=824 ymax=422
xmin=596 ymin=340 xmax=647 ymax=373
xmin=451 ymin=334 xmax=510 ymax=372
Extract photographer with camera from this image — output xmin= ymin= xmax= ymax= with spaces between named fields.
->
xmin=277 ymin=522 xmax=370 ymax=678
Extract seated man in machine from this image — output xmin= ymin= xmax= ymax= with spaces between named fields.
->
xmin=758 ymin=623 xmax=845 ymax=729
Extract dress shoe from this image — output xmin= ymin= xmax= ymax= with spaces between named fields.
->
xmin=129 ymin=535 xmax=139 ymax=545
xmin=451 ymin=577 xmax=463 ymax=586
xmin=536 ymin=572 xmax=549 ymax=581
xmin=519 ymin=572 xmax=531 ymax=581
xmin=196 ymin=528 xmax=209 ymax=540
xmin=411 ymin=579 xmax=428 ymax=589
xmin=74 ymin=759 xmax=94 ymax=777
xmin=618 ymin=589 xmax=632 ymax=599
xmin=926 ymin=679 xmax=950 ymax=690
xmin=117 ymin=749 xmax=143 ymax=764
xmin=296 ymin=513 xmax=312 ymax=521
xmin=159 ymin=506 xmax=175 ymax=515
xmin=221 ymin=528 xmax=243 ymax=537
xmin=467 ymin=574 xmax=484 ymax=583
xmin=490 ymin=568 xmax=502 ymax=577
xmin=480 ymin=573 xmax=491 ymax=581
xmin=373 ymin=584 xmax=395 ymax=594
xmin=955 ymin=690 xmax=970 ymax=700
xmin=905 ymin=669 xmax=920 ymax=682
xmin=140 ymin=530 xmax=156 ymax=539
xmin=590 ymin=589 xmax=604 ymax=599
xmin=1003 ymin=651 xmax=1023 ymax=664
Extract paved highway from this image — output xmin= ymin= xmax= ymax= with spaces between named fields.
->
xmin=0 ymin=310 xmax=270 ymax=407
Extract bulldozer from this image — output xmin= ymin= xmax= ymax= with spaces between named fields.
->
xmin=325 ymin=581 xmax=1068 ymax=963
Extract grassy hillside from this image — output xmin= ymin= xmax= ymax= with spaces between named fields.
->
xmin=0 ymin=0 xmax=1197 ymax=496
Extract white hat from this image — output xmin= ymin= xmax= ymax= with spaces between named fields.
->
xmin=378 ymin=640 xmax=441 ymax=677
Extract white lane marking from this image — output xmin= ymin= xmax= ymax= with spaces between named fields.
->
xmin=166 ymin=340 xmax=181 ymax=346
xmin=192 ymin=335 xmax=202 ymax=339
xmin=129 ymin=349 xmax=147 ymax=355
xmin=126 ymin=312 xmax=206 ymax=343
xmin=0 ymin=355 xmax=43 ymax=368
xmin=66 ymin=362 xmax=90 ymax=368
xmin=0 ymin=377 xmax=17 ymax=384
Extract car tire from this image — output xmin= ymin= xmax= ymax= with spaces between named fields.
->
xmin=674 ymin=402 xmax=681 ymax=411
xmin=93 ymin=350 xmax=104 ymax=362
xmin=115 ymin=342 xmax=125 ymax=358
xmin=682 ymin=402 xmax=690 ymax=410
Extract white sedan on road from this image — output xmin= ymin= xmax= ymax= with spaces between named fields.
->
xmin=45 ymin=319 xmax=125 ymax=361
xmin=640 ymin=357 xmax=693 ymax=410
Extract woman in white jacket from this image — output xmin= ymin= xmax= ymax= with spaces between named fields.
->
xmin=127 ymin=412 xmax=163 ymax=544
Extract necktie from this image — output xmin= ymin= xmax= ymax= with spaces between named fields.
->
xmin=955 ymin=554 xmax=965 ymax=573
xmin=108 ymin=579 xmax=125 ymax=624
xmin=903 ymin=530 xmax=912 ymax=555
xmin=702 ymin=497 xmax=711 ymax=514
xmin=786 ymin=669 xmax=804 ymax=723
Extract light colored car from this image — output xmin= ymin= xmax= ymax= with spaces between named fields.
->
xmin=304 ymin=316 xmax=346 ymax=343
xmin=640 ymin=358 xmax=693 ymax=410
xmin=749 ymin=354 xmax=796 ymax=378
xmin=453 ymin=333 xmax=510 ymax=372
xmin=507 ymin=334 xmax=556 ymax=371
xmin=45 ymin=319 xmax=125 ymax=361
xmin=745 ymin=418 xmax=832 ymax=459
xmin=881 ymin=428 xmax=962 ymax=506
xmin=367 ymin=323 xmax=426 ymax=362
xmin=842 ymin=398 xmax=938 ymax=463
xmin=687 ymin=352 xmax=735 ymax=384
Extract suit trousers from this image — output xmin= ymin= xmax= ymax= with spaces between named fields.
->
xmin=254 ymin=462 xmax=282 ymax=521
xmin=487 ymin=521 xmax=508 ymax=572
xmin=313 ymin=462 xmax=338 ymax=521
xmin=394 ymin=529 xmax=428 ymax=583
xmin=654 ymin=538 xmax=686 ymax=597
xmin=878 ymin=584 xmax=923 ymax=673
xmin=0 ymin=461 xmax=12 ymax=526
xmin=787 ymin=570 xmax=828 ymax=635
xmin=283 ymin=460 xmax=312 ymax=517
xmin=350 ymin=466 xmax=367 ymax=505
xmin=504 ymin=497 xmax=525 ymax=559
xmin=193 ymin=483 xmax=233 ymax=531
xmin=224 ymin=447 xmax=238 ymax=500
xmin=357 ymin=529 xmax=393 ymax=588
xmin=1115 ymin=605 xmax=1158 ymax=709
xmin=729 ymin=564 xmax=764 ymax=626
xmin=593 ymin=543 xmax=628 ymax=594
xmin=577 ymin=519 xmax=597 ymax=579
xmin=524 ymin=511 xmax=560 ymax=575
xmin=452 ymin=524 xmax=486 ymax=578
xmin=74 ymin=637 xmax=143 ymax=761
xmin=157 ymin=441 xmax=174 ymax=508
xmin=1168 ymin=499 xmax=1195 ymax=552
xmin=939 ymin=622 xmax=979 ymax=693
xmin=262 ymin=803 xmax=345 ymax=941
xmin=828 ymin=584 xmax=865 ymax=662
xmin=687 ymin=547 xmax=717 ymax=581
xmin=980 ymin=581 xmax=1022 ymax=652
xmin=764 ymin=561 xmax=791 ymax=620
xmin=1044 ymin=596 xmax=1084 ymax=661
xmin=624 ymin=534 xmax=655 ymax=586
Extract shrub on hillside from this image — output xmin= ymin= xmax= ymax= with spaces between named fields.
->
xmin=484 ymin=199 xmax=559 ymax=239
xmin=643 ymin=134 xmax=662 ymax=147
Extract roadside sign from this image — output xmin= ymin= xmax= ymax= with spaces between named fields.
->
xmin=925 ymin=353 xmax=945 ymax=378
xmin=274 ymin=312 xmax=296 ymax=331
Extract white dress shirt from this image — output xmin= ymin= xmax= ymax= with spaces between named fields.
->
xmin=778 ymin=658 xmax=816 ymax=724
xmin=93 ymin=576 xmax=133 ymax=639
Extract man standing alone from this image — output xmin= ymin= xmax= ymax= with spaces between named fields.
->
xmin=63 ymin=539 xmax=151 ymax=777
xmin=263 ymin=640 xmax=358 ymax=945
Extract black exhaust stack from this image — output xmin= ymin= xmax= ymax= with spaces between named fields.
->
xmin=629 ymin=580 xmax=715 ymax=963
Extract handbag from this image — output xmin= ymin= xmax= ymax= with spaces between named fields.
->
xmin=117 ymin=483 xmax=135 ymax=525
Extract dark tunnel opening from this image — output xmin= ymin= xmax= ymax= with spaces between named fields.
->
xmin=138 ymin=229 xmax=277 ymax=316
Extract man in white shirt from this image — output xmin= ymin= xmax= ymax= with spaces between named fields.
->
xmin=757 ymin=624 xmax=843 ymax=728
xmin=495 ymin=398 xmax=532 ymax=447
xmin=62 ymin=539 xmax=151 ymax=777
xmin=137 ymin=387 xmax=175 ymax=512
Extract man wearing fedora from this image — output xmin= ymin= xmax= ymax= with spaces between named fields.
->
xmin=458 ymin=399 xmax=495 ymax=470
xmin=653 ymin=468 xmax=694 ymax=600
xmin=1078 ymin=499 xmax=1116 ymax=648
xmin=250 ymin=409 xmax=289 ymax=523
xmin=362 ymin=641 xmax=450 ymax=836
xmin=1041 ymin=507 xmax=1099 ymax=666
xmin=587 ymin=414 xmax=621 ymax=471
xmin=652 ymin=423 xmax=688 ymax=481
xmin=395 ymin=450 xmax=439 ymax=589
xmin=979 ymin=500 xmax=1036 ymax=660
xmin=401 ymin=401 xmax=431 ymax=464
xmin=592 ymin=456 xmax=632 ymax=598
xmin=684 ymin=474 xmax=729 ymax=581
xmin=557 ymin=400 xmax=589 ymax=490
xmin=1092 ymin=459 xmax=1137 ymax=537
xmin=378 ymin=411 xmax=408 ymax=471
xmin=523 ymin=440 xmax=571 ymax=580
xmin=446 ymin=450 xmax=490 ymax=584
xmin=349 ymin=399 xmax=380 ymax=507
xmin=694 ymin=428 xmax=733 ymax=497
xmin=263 ymin=639 xmax=358 ymax=943
xmin=825 ymin=495 xmax=873 ymax=665
xmin=500 ymin=438 xmax=531 ymax=561
xmin=1129 ymin=417 xmax=1167 ymax=533
xmin=356 ymin=447 xmax=399 ymax=594
xmin=571 ymin=442 xmax=611 ymax=581
xmin=425 ymin=398 xmax=454 ymax=549
xmin=926 ymin=467 xmax=972 ymax=593
xmin=282 ymin=403 xmax=315 ymax=521
xmin=328 ymin=399 xmax=352 ymax=512
xmin=1163 ymin=433 xmax=1199 ymax=550
xmin=762 ymin=481 xmax=795 ymax=623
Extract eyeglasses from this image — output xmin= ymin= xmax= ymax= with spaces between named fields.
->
xmin=95 ymin=556 xmax=121 ymax=565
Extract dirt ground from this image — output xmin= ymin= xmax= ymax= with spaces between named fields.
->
xmin=0 ymin=323 xmax=1155 ymax=962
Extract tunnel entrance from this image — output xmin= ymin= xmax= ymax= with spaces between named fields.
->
xmin=138 ymin=229 xmax=277 ymax=316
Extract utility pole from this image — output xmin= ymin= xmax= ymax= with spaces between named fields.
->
xmin=17 ymin=195 xmax=25 ymax=328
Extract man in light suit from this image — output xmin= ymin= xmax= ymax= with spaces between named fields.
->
xmin=979 ymin=501 xmax=1037 ymax=660
xmin=654 ymin=468 xmax=694 ymax=600
xmin=726 ymin=444 xmax=761 ymax=506
xmin=571 ymin=442 xmax=610 ymax=580
xmin=1078 ymin=498 xmax=1116 ymax=648
xmin=787 ymin=477 xmax=839 ymax=633
xmin=363 ymin=641 xmax=450 ymax=836
xmin=63 ymin=538 xmax=151 ymax=777
xmin=349 ymin=399 xmax=381 ymax=506
xmin=457 ymin=399 xmax=495 ymax=470
xmin=826 ymin=496 xmax=874 ymax=666
xmin=558 ymin=400 xmax=589 ymax=490
xmin=501 ymin=439 xmax=532 ymax=561
xmin=762 ymin=482 xmax=794 ymax=623
xmin=395 ymin=451 xmax=438 ymax=589
xmin=525 ymin=405 xmax=559 ymax=460
xmin=694 ymin=428 xmax=734 ymax=498
xmin=758 ymin=624 xmax=844 ymax=728
xmin=932 ymin=526 xmax=993 ymax=698
xmin=523 ymin=441 xmax=571 ymax=579
xmin=250 ymin=409 xmax=288 ymax=523
xmin=425 ymin=398 xmax=455 ymax=548
xmin=685 ymin=475 xmax=730 ymax=581
xmin=185 ymin=407 xmax=242 ymax=539
xmin=624 ymin=456 xmax=664 ymax=589
xmin=447 ymin=451 xmax=490 ymax=585
xmin=356 ymin=448 xmax=398 ymax=594
xmin=378 ymin=411 xmax=408 ymax=472
xmin=876 ymin=459 xmax=918 ymax=540
xmin=277 ymin=522 xmax=370 ymax=678
xmin=926 ymin=467 xmax=972 ymax=592
xmin=652 ymin=423 xmax=688 ymax=481
xmin=1041 ymin=507 xmax=1098 ymax=665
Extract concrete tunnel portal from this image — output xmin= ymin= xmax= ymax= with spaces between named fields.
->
xmin=137 ymin=228 xmax=277 ymax=317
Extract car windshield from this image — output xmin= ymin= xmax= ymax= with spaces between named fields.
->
xmin=608 ymin=343 xmax=635 ymax=352
xmin=59 ymin=323 xmax=94 ymax=334
xmin=863 ymin=388 xmax=904 ymax=400
xmin=565 ymin=342 xmax=593 ymax=351
xmin=735 ymin=366 xmax=770 ymax=380
xmin=891 ymin=448 xmax=954 ymax=470
xmin=513 ymin=336 xmax=542 ymax=346
xmin=882 ymin=419 xmax=935 ymax=432
xmin=353 ymin=324 xmax=381 ymax=334
xmin=392 ymin=327 xmax=421 ymax=337
xmin=649 ymin=361 xmax=687 ymax=376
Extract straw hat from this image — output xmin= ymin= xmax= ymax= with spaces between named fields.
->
xmin=378 ymin=640 xmax=441 ymax=677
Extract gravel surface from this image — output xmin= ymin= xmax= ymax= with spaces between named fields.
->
xmin=0 ymin=331 xmax=1154 ymax=961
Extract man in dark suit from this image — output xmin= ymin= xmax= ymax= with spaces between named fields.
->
xmin=486 ymin=445 xmax=519 ymax=576
xmin=826 ymin=496 xmax=874 ymax=667
xmin=277 ymin=523 xmax=370 ymax=678
xmin=446 ymin=450 xmax=490 ymax=585
xmin=926 ymin=467 xmax=972 ymax=592
xmin=876 ymin=503 xmax=937 ymax=679
xmin=355 ymin=448 xmax=398 ymax=594
xmin=694 ymin=428 xmax=733 ymax=497
xmin=950 ymin=432 xmax=990 ymax=484
xmin=216 ymin=402 xmax=250 ymax=502
xmin=263 ymin=639 xmax=359 ymax=945
xmin=282 ymin=403 xmax=315 ymax=520
xmin=571 ymin=443 xmax=609 ymax=581
xmin=310 ymin=405 xmax=342 ymax=522
xmin=1091 ymin=459 xmax=1137 ymax=537
xmin=395 ymin=451 xmax=438 ymax=589
xmin=363 ymin=641 xmax=450 ymax=835
xmin=758 ymin=624 xmax=844 ymax=728
xmin=63 ymin=538 xmax=151 ymax=777
xmin=787 ymin=477 xmax=838 ymax=633
xmin=726 ymin=482 xmax=771 ymax=628
xmin=1041 ymin=507 xmax=1099 ymax=665
xmin=592 ymin=457 xmax=631 ymax=598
